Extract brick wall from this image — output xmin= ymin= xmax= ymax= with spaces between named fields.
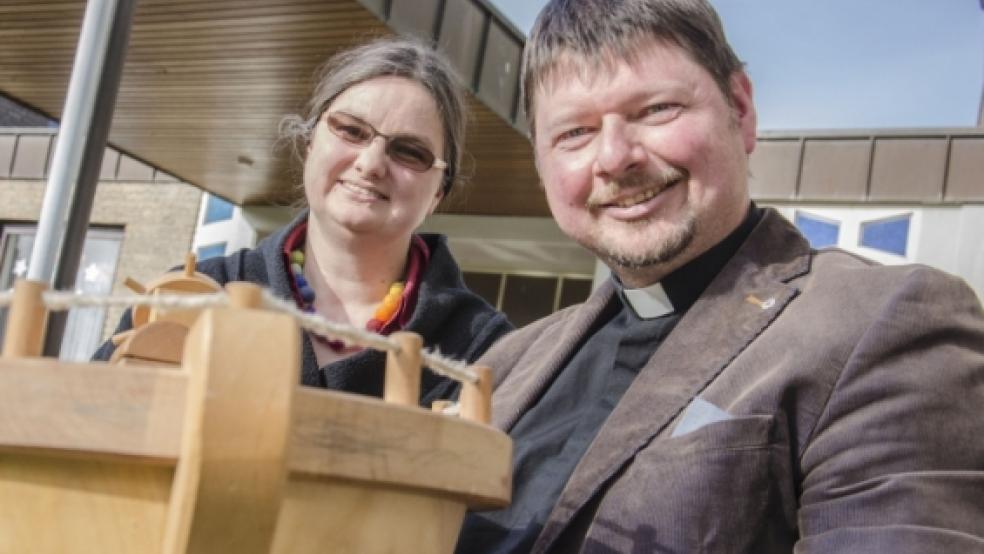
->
xmin=0 ymin=178 xmax=202 ymax=345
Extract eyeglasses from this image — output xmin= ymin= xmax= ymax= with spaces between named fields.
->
xmin=324 ymin=112 xmax=447 ymax=173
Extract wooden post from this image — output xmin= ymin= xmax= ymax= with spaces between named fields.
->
xmin=2 ymin=280 xmax=49 ymax=358
xmin=384 ymin=332 xmax=423 ymax=406
xmin=162 ymin=306 xmax=298 ymax=554
xmin=459 ymin=366 xmax=492 ymax=424
xmin=183 ymin=252 xmax=197 ymax=277
xmin=225 ymin=282 xmax=263 ymax=309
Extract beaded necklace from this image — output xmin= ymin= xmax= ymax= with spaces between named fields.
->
xmin=289 ymin=248 xmax=404 ymax=335
xmin=282 ymin=222 xmax=429 ymax=351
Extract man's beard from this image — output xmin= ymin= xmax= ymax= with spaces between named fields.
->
xmin=583 ymin=167 xmax=697 ymax=270
xmin=592 ymin=209 xmax=697 ymax=270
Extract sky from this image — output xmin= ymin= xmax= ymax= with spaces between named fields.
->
xmin=487 ymin=0 xmax=984 ymax=131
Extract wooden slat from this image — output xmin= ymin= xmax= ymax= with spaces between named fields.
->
xmin=0 ymin=0 xmax=544 ymax=216
xmin=0 ymin=356 xmax=512 ymax=508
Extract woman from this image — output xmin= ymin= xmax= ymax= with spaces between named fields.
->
xmin=95 ymin=38 xmax=513 ymax=405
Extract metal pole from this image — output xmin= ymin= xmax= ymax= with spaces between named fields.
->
xmin=28 ymin=0 xmax=137 ymax=357
xmin=28 ymin=0 xmax=120 ymax=284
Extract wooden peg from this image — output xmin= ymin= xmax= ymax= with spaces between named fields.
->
xmin=183 ymin=252 xmax=197 ymax=277
xmin=384 ymin=332 xmax=423 ymax=407
xmin=2 ymin=279 xmax=49 ymax=358
xmin=123 ymin=277 xmax=146 ymax=294
xmin=225 ymin=282 xmax=263 ymax=309
xmin=459 ymin=366 xmax=492 ymax=424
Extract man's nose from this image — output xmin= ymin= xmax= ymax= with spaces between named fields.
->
xmin=594 ymin=117 xmax=645 ymax=179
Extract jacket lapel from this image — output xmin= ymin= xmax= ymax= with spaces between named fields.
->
xmin=492 ymin=281 xmax=618 ymax=431
xmin=534 ymin=210 xmax=812 ymax=551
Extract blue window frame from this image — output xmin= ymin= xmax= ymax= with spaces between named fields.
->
xmin=860 ymin=214 xmax=910 ymax=257
xmin=794 ymin=211 xmax=840 ymax=249
xmin=203 ymin=195 xmax=234 ymax=224
xmin=197 ymin=242 xmax=227 ymax=260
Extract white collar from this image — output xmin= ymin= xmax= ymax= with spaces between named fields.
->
xmin=621 ymin=281 xmax=675 ymax=319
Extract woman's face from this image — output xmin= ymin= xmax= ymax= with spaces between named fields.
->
xmin=303 ymin=76 xmax=446 ymax=241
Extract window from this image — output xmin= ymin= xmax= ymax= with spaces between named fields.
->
xmin=202 ymin=194 xmax=234 ymax=224
xmin=860 ymin=214 xmax=911 ymax=257
xmin=0 ymin=225 xmax=122 ymax=361
xmin=463 ymin=271 xmax=593 ymax=327
xmin=794 ymin=211 xmax=840 ymax=249
xmin=196 ymin=242 xmax=227 ymax=260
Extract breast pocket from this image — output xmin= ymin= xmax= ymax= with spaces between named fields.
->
xmin=582 ymin=414 xmax=798 ymax=553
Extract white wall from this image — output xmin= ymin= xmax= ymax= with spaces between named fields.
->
xmin=772 ymin=203 xmax=984 ymax=302
xmin=191 ymin=194 xmax=258 ymax=259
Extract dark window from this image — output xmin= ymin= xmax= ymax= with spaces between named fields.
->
xmin=794 ymin=211 xmax=840 ymax=248
xmin=203 ymin=195 xmax=234 ymax=224
xmin=463 ymin=272 xmax=502 ymax=308
xmin=0 ymin=224 xmax=122 ymax=361
xmin=558 ymin=278 xmax=592 ymax=310
xmin=197 ymin=242 xmax=227 ymax=260
xmin=501 ymin=275 xmax=557 ymax=327
xmin=860 ymin=214 xmax=910 ymax=257
xmin=462 ymin=271 xmax=594 ymax=326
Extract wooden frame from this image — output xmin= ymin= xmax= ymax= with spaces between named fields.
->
xmin=0 ymin=280 xmax=510 ymax=553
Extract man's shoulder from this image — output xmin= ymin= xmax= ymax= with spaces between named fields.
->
xmin=806 ymin=248 xmax=974 ymax=300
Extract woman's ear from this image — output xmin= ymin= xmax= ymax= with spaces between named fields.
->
xmin=427 ymin=183 xmax=445 ymax=215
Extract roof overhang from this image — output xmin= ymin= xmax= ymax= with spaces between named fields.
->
xmin=0 ymin=0 xmax=547 ymax=216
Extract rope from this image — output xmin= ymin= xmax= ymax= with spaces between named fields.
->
xmin=0 ymin=286 xmax=479 ymax=384
xmin=259 ymin=291 xmax=478 ymax=384
xmin=259 ymin=290 xmax=399 ymax=354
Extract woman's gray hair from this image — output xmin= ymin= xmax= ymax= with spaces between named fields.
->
xmin=521 ymin=0 xmax=743 ymax=136
xmin=281 ymin=36 xmax=467 ymax=196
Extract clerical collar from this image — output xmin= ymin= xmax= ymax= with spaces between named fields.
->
xmin=621 ymin=282 xmax=674 ymax=319
xmin=617 ymin=203 xmax=762 ymax=320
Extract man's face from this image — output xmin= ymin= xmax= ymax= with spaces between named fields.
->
xmin=532 ymin=38 xmax=757 ymax=287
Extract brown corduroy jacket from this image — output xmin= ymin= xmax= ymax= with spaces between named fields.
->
xmin=480 ymin=208 xmax=984 ymax=553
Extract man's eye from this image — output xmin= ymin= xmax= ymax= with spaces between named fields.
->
xmin=556 ymin=127 xmax=592 ymax=146
xmin=638 ymin=103 xmax=680 ymax=121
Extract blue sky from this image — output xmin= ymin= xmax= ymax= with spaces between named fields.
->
xmin=488 ymin=0 xmax=984 ymax=130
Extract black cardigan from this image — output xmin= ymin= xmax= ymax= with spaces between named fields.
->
xmin=94 ymin=212 xmax=513 ymax=405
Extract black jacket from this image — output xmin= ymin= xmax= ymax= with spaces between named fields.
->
xmin=94 ymin=212 xmax=513 ymax=405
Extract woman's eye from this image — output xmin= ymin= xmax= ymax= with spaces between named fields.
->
xmin=340 ymin=125 xmax=370 ymax=141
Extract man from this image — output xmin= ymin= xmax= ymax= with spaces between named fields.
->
xmin=455 ymin=0 xmax=984 ymax=552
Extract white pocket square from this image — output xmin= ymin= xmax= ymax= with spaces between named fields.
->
xmin=671 ymin=397 xmax=734 ymax=438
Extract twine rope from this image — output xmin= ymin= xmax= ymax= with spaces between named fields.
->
xmin=0 ymin=287 xmax=479 ymax=384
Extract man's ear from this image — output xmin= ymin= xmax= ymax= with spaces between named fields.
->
xmin=729 ymin=71 xmax=757 ymax=154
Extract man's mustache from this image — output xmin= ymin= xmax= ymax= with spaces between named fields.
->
xmin=586 ymin=167 xmax=687 ymax=208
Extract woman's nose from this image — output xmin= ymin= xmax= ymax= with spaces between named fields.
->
xmin=354 ymin=136 xmax=389 ymax=179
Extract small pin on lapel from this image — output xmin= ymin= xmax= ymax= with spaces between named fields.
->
xmin=745 ymin=294 xmax=776 ymax=310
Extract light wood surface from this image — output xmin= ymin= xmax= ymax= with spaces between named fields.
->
xmin=110 ymin=319 xmax=187 ymax=364
xmin=0 ymin=454 xmax=173 ymax=553
xmin=0 ymin=357 xmax=185 ymax=461
xmin=1 ymin=280 xmax=48 ymax=358
xmin=459 ymin=365 xmax=493 ymax=425
xmin=0 ymin=290 xmax=511 ymax=552
xmin=272 ymin=478 xmax=467 ymax=554
xmin=384 ymin=331 xmax=423 ymax=406
xmin=164 ymin=306 xmax=298 ymax=553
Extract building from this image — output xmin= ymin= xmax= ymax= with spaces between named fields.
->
xmin=1 ymin=0 xmax=982 ymax=360
xmin=0 ymin=96 xmax=203 ymax=360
